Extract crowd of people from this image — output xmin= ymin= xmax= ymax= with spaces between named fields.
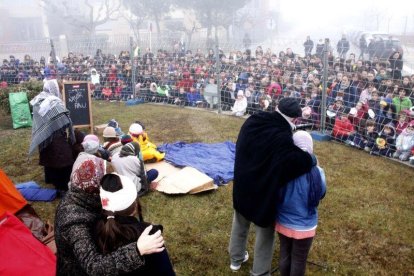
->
xmin=3 ymin=34 xmax=413 ymax=275
xmin=2 ymin=35 xmax=414 ymax=164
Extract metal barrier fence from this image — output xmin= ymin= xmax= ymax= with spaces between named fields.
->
xmin=1 ymin=34 xmax=413 ymax=165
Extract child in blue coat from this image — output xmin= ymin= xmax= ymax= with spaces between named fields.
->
xmin=275 ymin=131 xmax=326 ymax=276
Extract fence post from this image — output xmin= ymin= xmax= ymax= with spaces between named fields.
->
xmin=49 ymin=39 xmax=59 ymax=80
xmin=215 ymin=44 xmax=221 ymax=114
xmin=310 ymin=38 xmax=331 ymax=142
xmin=130 ymin=36 xmax=136 ymax=99
xmin=320 ymin=38 xmax=329 ymax=134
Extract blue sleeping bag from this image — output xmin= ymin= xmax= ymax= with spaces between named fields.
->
xmin=157 ymin=141 xmax=236 ymax=185
xmin=15 ymin=181 xmax=57 ymax=202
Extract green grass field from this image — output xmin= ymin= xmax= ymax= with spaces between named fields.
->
xmin=1 ymin=101 xmax=413 ymax=275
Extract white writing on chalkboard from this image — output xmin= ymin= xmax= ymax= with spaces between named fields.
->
xmin=69 ymin=89 xmax=86 ymax=109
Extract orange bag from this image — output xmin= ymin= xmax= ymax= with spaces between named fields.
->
xmin=0 ymin=169 xmax=27 ymax=216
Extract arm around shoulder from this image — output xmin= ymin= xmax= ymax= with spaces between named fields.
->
xmin=63 ymin=221 xmax=145 ymax=275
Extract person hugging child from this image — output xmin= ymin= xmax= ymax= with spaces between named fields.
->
xmin=95 ymin=173 xmax=175 ymax=275
xmin=275 ymin=131 xmax=326 ymax=276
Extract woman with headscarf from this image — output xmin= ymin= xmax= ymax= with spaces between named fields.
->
xmin=29 ymin=79 xmax=82 ymax=193
xmin=55 ymin=136 xmax=165 ymax=275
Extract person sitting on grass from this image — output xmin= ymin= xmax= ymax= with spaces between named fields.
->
xmin=111 ymin=137 xmax=159 ymax=196
xmin=275 ymin=130 xmax=326 ymax=276
xmin=393 ymin=120 xmax=414 ymax=161
xmin=55 ymin=136 xmax=167 ymax=275
xmin=128 ymin=123 xmax=165 ymax=163
xmin=95 ymin=173 xmax=175 ymax=275
xmin=102 ymin=83 xmax=113 ymax=101
xmin=231 ymin=90 xmax=248 ymax=117
xmin=102 ymin=126 xmax=122 ymax=158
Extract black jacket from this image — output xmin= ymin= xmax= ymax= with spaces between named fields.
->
xmin=233 ymin=111 xmax=315 ymax=227
xmin=55 ymin=188 xmax=144 ymax=275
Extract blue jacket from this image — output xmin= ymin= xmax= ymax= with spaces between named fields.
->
xmin=276 ymin=166 xmax=326 ymax=231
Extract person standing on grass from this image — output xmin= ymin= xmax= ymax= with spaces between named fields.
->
xmin=229 ymin=98 xmax=317 ymax=275
xmin=275 ymin=131 xmax=326 ymax=276
xmin=29 ymin=79 xmax=82 ymax=195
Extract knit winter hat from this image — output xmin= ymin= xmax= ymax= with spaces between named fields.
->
xmin=293 ymin=130 xmax=313 ymax=154
xmin=119 ymin=142 xmax=140 ymax=157
xmin=120 ymin=134 xmax=133 ymax=145
xmin=278 ymin=98 xmax=302 ymax=118
xmin=100 ymin=173 xmax=137 ymax=213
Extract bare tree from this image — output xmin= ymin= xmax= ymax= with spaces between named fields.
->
xmin=175 ymin=0 xmax=249 ymax=46
xmin=41 ymin=0 xmax=121 ymax=36
xmin=123 ymin=0 xmax=173 ymax=42
xmin=121 ymin=1 xmax=146 ymax=42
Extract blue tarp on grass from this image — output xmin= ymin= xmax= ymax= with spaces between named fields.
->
xmin=157 ymin=141 xmax=236 ymax=185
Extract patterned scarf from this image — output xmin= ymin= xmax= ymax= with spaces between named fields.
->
xmin=69 ymin=153 xmax=105 ymax=195
xmin=29 ymin=93 xmax=74 ymax=155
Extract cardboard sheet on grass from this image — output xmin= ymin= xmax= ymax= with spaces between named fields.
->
xmin=146 ymin=161 xmax=217 ymax=194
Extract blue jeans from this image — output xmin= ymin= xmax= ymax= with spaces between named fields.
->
xmin=146 ymin=169 xmax=158 ymax=182
xmin=229 ymin=211 xmax=275 ymax=275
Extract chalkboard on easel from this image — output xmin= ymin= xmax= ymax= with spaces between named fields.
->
xmin=62 ymin=81 xmax=93 ymax=132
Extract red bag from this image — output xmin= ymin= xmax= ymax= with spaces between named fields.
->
xmin=0 ymin=212 xmax=56 ymax=276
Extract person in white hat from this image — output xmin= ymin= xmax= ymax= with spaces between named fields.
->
xmin=128 ymin=123 xmax=165 ymax=162
xmin=95 ymin=173 xmax=175 ymax=275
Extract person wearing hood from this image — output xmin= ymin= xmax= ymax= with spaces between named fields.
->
xmin=30 ymin=79 xmax=83 ymax=193
xmin=228 ymin=98 xmax=316 ymax=274
xmin=231 ymin=90 xmax=248 ymax=117
xmin=275 ymin=131 xmax=326 ymax=276
xmin=393 ymin=120 xmax=414 ymax=161
xmin=90 ymin=68 xmax=100 ymax=85
xmin=370 ymin=122 xmax=397 ymax=157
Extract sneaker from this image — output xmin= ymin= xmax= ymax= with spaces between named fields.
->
xmin=230 ymin=251 xmax=249 ymax=272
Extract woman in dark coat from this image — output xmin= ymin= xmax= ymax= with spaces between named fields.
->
xmin=55 ymin=138 xmax=166 ymax=276
xmin=39 ymin=129 xmax=84 ymax=191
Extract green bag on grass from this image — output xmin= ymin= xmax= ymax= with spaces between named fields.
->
xmin=9 ymin=92 xmax=32 ymax=129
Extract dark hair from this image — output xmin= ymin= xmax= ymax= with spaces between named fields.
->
xmin=365 ymin=119 xmax=376 ymax=127
xmin=95 ymin=174 xmax=143 ymax=254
